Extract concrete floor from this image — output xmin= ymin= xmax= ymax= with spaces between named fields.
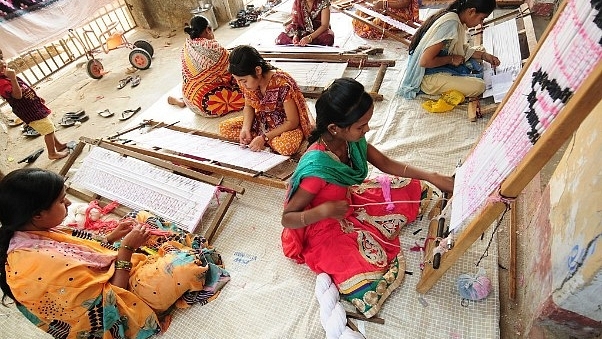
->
xmin=0 ymin=6 xmax=566 ymax=339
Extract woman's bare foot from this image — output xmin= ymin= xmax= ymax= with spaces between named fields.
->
xmin=48 ymin=150 xmax=69 ymax=160
xmin=167 ymin=96 xmax=186 ymax=108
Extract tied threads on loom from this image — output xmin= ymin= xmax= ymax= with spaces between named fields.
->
xmin=457 ymin=267 xmax=491 ymax=303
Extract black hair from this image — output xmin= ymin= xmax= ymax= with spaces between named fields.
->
xmin=228 ymin=45 xmax=275 ymax=77
xmin=0 ymin=168 xmax=64 ymax=305
xmin=184 ymin=15 xmax=210 ymax=39
xmin=309 ymin=77 xmax=373 ymax=145
xmin=408 ymin=0 xmax=497 ymax=54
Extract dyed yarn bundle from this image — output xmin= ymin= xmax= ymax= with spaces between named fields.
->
xmin=457 ymin=268 xmax=491 ymax=301
xmin=315 ymin=273 xmax=364 ymax=339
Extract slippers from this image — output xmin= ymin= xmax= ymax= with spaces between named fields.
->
xmin=63 ymin=109 xmax=85 ymax=119
xmin=18 ymin=148 xmax=44 ymax=164
xmin=117 ymin=76 xmax=133 ymax=89
xmin=118 ymin=107 xmax=141 ymax=121
xmin=98 ymin=109 xmax=114 ymax=118
xmin=66 ymin=141 xmax=77 ymax=151
xmin=131 ymin=75 xmax=141 ymax=88
xmin=59 ymin=116 xmax=76 ymax=127
xmin=22 ymin=125 xmax=40 ymax=137
xmin=7 ymin=117 xmax=23 ymax=127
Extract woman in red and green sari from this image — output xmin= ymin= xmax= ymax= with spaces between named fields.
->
xmin=168 ymin=16 xmax=244 ymax=117
xmin=281 ymin=78 xmax=454 ymax=318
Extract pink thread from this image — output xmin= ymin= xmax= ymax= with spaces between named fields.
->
xmin=376 ymin=175 xmax=395 ymax=211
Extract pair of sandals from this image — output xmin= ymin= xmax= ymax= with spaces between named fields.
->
xmin=17 ymin=141 xmax=76 ymax=164
xmin=59 ymin=110 xmax=89 ymax=127
xmin=97 ymin=107 xmax=141 ymax=121
xmin=117 ymin=75 xmax=141 ymax=89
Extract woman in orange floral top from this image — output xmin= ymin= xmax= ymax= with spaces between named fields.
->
xmin=352 ymin=0 xmax=419 ymax=40
xmin=219 ymin=45 xmax=313 ymax=156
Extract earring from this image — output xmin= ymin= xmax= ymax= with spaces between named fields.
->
xmin=333 ymin=131 xmax=337 ymax=135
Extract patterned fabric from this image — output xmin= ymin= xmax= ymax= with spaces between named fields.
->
xmin=219 ymin=70 xmax=312 ymax=156
xmin=6 ymin=210 xmax=229 ymax=339
xmin=180 ymin=38 xmax=245 ymax=117
xmin=281 ymin=142 xmax=434 ymax=318
xmin=0 ymin=74 xmax=50 ymax=123
xmin=352 ymin=0 xmax=419 ymax=40
xmin=276 ymin=0 xmax=334 ymax=46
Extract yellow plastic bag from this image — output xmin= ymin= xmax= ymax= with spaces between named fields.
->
xmin=422 ymin=90 xmax=466 ymax=113
xmin=441 ymin=90 xmax=465 ymax=106
xmin=422 ymin=98 xmax=455 ymax=113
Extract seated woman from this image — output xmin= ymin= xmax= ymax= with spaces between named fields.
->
xmin=167 ymin=16 xmax=245 ymax=117
xmin=219 ymin=45 xmax=313 ymax=156
xmin=0 ymin=168 xmax=230 ymax=338
xmin=281 ymin=77 xmax=454 ymax=318
xmin=352 ymin=0 xmax=419 ymax=40
xmin=399 ymin=0 xmax=501 ymax=99
xmin=275 ymin=0 xmax=335 ymax=46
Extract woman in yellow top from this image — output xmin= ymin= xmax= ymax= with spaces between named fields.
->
xmin=219 ymin=45 xmax=313 ymax=156
xmin=0 ymin=168 xmax=230 ymax=338
xmin=168 ymin=16 xmax=244 ymax=117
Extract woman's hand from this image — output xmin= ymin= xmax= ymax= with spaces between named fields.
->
xmin=248 ymin=135 xmax=267 ymax=152
xmin=239 ymin=129 xmax=253 ymax=146
xmin=317 ymin=200 xmax=349 ymax=220
xmin=297 ymin=35 xmax=312 ymax=46
xmin=106 ymin=219 xmax=135 ymax=243
xmin=450 ymin=54 xmax=464 ymax=66
xmin=121 ymin=224 xmax=152 ymax=249
xmin=428 ymin=173 xmax=455 ymax=194
xmin=482 ymin=52 xmax=501 ymax=67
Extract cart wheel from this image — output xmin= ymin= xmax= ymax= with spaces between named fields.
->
xmin=133 ymin=40 xmax=154 ymax=57
xmin=129 ymin=48 xmax=152 ymax=70
xmin=86 ymin=59 xmax=104 ymax=79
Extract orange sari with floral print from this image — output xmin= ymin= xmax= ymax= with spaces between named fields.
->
xmin=181 ymin=38 xmax=245 ymax=117
xmin=352 ymin=0 xmax=419 ymax=40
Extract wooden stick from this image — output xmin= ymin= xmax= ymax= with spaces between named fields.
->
xmin=509 ymin=200 xmax=517 ymax=301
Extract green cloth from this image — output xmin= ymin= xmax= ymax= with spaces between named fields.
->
xmin=287 ymin=137 xmax=369 ymax=199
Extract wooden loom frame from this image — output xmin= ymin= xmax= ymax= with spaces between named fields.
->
xmin=417 ymin=0 xmax=602 ymax=293
xmin=258 ymin=50 xmax=396 ymax=101
xmin=102 ymin=120 xmax=297 ymax=189
xmin=332 ymin=0 xmax=420 ymax=45
xmin=59 ymin=136 xmax=245 ymax=243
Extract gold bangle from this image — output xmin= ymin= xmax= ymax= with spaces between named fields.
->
xmin=115 ymin=260 xmax=132 ymax=271
xmin=307 ymin=35 xmax=312 ymax=42
xmin=300 ymin=211 xmax=306 ymax=226
xmin=402 ymin=164 xmax=408 ymax=176
xmin=121 ymin=244 xmax=137 ymax=252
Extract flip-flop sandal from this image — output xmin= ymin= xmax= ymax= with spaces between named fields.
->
xmin=75 ymin=114 xmax=90 ymax=123
xmin=117 ymin=76 xmax=133 ymax=89
xmin=59 ymin=116 xmax=76 ymax=127
xmin=22 ymin=125 xmax=41 ymax=137
xmin=131 ymin=75 xmax=141 ymax=88
xmin=18 ymin=148 xmax=44 ymax=164
xmin=7 ymin=118 xmax=23 ymax=127
xmin=66 ymin=141 xmax=77 ymax=150
xmin=63 ymin=109 xmax=85 ymax=119
xmin=118 ymin=106 xmax=141 ymax=121
xmin=98 ymin=109 xmax=114 ymax=118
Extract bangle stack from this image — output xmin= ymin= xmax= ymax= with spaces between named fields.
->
xmin=115 ymin=260 xmax=132 ymax=271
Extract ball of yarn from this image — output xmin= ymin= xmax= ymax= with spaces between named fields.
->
xmin=457 ymin=269 xmax=491 ymax=301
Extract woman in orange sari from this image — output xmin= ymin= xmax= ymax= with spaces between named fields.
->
xmin=168 ymin=16 xmax=244 ymax=117
xmin=352 ymin=0 xmax=419 ymax=40
xmin=0 ymin=168 xmax=230 ymax=339
xmin=219 ymin=45 xmax=313 ymax=156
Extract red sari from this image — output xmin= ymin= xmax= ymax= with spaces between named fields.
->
xmin=282 ymin=143 xmax=433 ymax=317
xmin=275 ymin=0 xmax=335 ymax=46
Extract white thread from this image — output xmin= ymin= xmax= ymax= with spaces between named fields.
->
xmin=315 ymin=273 xmax=364 ymax=339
